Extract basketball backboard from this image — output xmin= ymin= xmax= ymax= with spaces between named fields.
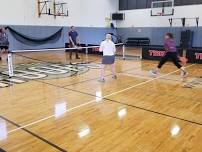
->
xmin=151 ymin=0 xmax=174 ymax=16
xmin=37 ymin=0 xmax=68 ymax=17
xmin=53 ymin=0 xmax=68 ymax=16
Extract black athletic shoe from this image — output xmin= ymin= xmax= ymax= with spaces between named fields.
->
xmin=181 ymin=70 xmax=188 ymax=78
xmin=112 ymin=75 xmax=117 ymax=79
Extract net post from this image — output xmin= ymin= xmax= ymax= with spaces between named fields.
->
xmin=85 ymin=47 xmax=88 ymax=54
xmin=122 ymin=44 xmax=125 ymax=60
xmin=7 ymin=52 xmax=14 ymax=78
xmin=85 ymin=46 xmax=89 ymax=62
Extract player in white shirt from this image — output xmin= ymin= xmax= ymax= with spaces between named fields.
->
xmin=99 ymin=34 xmax=117 ymax=82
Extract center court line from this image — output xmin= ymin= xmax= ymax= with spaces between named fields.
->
xmin=8 ymin=64 xmax=195 ymax=134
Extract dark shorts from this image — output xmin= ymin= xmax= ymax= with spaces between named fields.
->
xmin=102 ymin=55 xmax=115 ymax=64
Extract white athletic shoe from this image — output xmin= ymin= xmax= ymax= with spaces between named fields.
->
xmin=98 ymin=78 xmax=105 ymax=82
xmin=149 ymin=69 xmax=158 ymax=77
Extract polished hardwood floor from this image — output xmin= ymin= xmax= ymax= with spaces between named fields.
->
xmin=0 ymin=49 xmax=202 ymax=152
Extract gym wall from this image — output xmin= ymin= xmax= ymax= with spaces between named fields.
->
xmin=0 ymin=0 xmax=118 ymax=27
xmin=0 ymin=0 xmax=118 ymax=50
xmin=117 ymin=4 xmax=202 ymax=47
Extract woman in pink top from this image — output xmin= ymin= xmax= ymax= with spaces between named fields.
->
xmin=150 ymin=33 xmax=188 ymax=78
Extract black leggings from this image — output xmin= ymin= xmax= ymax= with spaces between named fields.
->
xmin=158 ymin=52 xmax=182 ymax=69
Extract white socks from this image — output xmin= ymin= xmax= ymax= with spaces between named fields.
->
xmin=180 ymin=67 xmax=186 ymax=71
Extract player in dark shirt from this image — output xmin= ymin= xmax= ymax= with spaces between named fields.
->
xmin=0 ymin=27 xmax=9 ymax=61
xmin=68 ymin=26 xmax=80 ymax=59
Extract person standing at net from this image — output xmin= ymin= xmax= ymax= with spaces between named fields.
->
xmin=99 ymin=34 xmax=117 ymax=82
xmin=68 ymin=26 xmax=80 ymax=59
xmin=0 ymin=27 xmax=9 ymax=61
xmin=150 ymin=33 xmax=188 ymax=77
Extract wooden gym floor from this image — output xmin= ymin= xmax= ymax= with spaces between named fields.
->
xmin=0 ymin=48 xmax=202 ymax=152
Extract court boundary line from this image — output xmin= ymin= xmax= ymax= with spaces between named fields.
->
xmin=7 ymin=64 xmax=198 ymax=134
xmin=0 ymin=115 xmax=67 ymax=152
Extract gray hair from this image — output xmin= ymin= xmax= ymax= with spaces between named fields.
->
xmin=106 ymin=34 xmax=112 ymax=40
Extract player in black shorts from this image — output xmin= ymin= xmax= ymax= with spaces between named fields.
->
xmin=68 ymin=26 xmax=80 ymax=59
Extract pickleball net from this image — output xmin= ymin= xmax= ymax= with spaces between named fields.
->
xmin=6 ymin=43 xmax=125 ymax=77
